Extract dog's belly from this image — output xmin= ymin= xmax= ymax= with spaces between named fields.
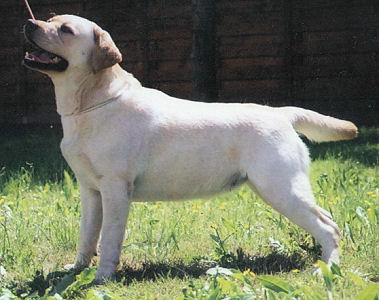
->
xmin=131 ymin=156 xmax=248 ymax=201
xmin=132 ymin=172 xmax=247 ymax=201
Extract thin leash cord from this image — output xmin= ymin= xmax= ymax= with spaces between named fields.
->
xmin=24 ymin=0 xmax=35 ymax=20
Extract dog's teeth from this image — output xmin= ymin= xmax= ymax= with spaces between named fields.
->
xmin=52 ymin=57 xmax=60 ymax=63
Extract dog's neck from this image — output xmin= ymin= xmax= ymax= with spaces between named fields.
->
xmin=50 ymin=64 xmax=140 ymax=117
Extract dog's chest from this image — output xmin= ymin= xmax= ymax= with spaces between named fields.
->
xmin=60 ymin=138 xmax=101 ymax=188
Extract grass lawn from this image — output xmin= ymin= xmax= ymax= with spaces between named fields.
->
xmin=0 ymin=126 xmax=378 ymax=299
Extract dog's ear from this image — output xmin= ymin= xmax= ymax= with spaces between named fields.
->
xmin=91 ymin=27 xmax=122 ymax=73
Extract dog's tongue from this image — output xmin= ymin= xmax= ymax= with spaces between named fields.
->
xmin=36 ymin=51 xmax=51 ymax=63
xmin=27 ymin=49 xmax=52 ymax=63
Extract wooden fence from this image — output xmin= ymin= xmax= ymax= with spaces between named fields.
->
xmin=0 ymin=0 xmax=377 ymax=125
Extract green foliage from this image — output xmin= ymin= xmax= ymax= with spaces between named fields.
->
xmin=209 ymin=225 xmax=236 ymax=264
xmin=179 ymin=264 xmax=379 ymax=300
xmin=257 ymin=275 xmax=295 ymax=294
xmin=355 ymin=283 xmax=379 ymax=300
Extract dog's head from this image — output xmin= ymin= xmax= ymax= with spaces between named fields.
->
xmin=23 ymin=15 xmax=122 ymax=75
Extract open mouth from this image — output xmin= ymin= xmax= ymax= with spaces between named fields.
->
xmin=23 ymin=40 xmax=68 ymax=72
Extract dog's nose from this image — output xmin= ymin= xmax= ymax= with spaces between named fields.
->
xmin=24 ymin=19 xmax=40 ymax=36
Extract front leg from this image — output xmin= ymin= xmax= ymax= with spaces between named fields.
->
xmin=95 ymin=179 xmax=131 ymax=283
xmin=73 ymin=185 xmax=103 ymax=270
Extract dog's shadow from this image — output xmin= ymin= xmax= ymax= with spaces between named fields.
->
xmin=118 ymin=248 xmax=313 ymax=284
xmin=18 ymin=248 xmax=314 ymax=297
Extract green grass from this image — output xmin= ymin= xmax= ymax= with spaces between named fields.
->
xmin=0 ymin=126 xmax=378 ymax=299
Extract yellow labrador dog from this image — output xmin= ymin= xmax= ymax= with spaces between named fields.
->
xmin=23 ymin=15 xmax=357 ymax=283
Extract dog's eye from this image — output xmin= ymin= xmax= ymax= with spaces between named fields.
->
xmin=60 ymin=24 xmax=74 ymax=34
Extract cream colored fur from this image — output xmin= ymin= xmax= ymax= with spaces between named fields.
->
xmin=23 ymin=15 xmax=357 ymax=283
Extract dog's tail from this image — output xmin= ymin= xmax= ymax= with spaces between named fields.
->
xmin=278 ymin=106 xmax=358 ymax=142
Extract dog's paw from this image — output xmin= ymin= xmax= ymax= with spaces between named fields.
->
xmin=93 ymin=270 xmax=116 ymax=285
xmin=92 ymin=277 xmax=106 ymax=285
xmin=74 ymin=252 xmax=92 ymax=268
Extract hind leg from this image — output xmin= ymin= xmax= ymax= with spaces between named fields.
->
xmin=246 ymin=143 xmax=340 ymax=266
xmin=249 ymin=173 xmax=340 ymax=265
